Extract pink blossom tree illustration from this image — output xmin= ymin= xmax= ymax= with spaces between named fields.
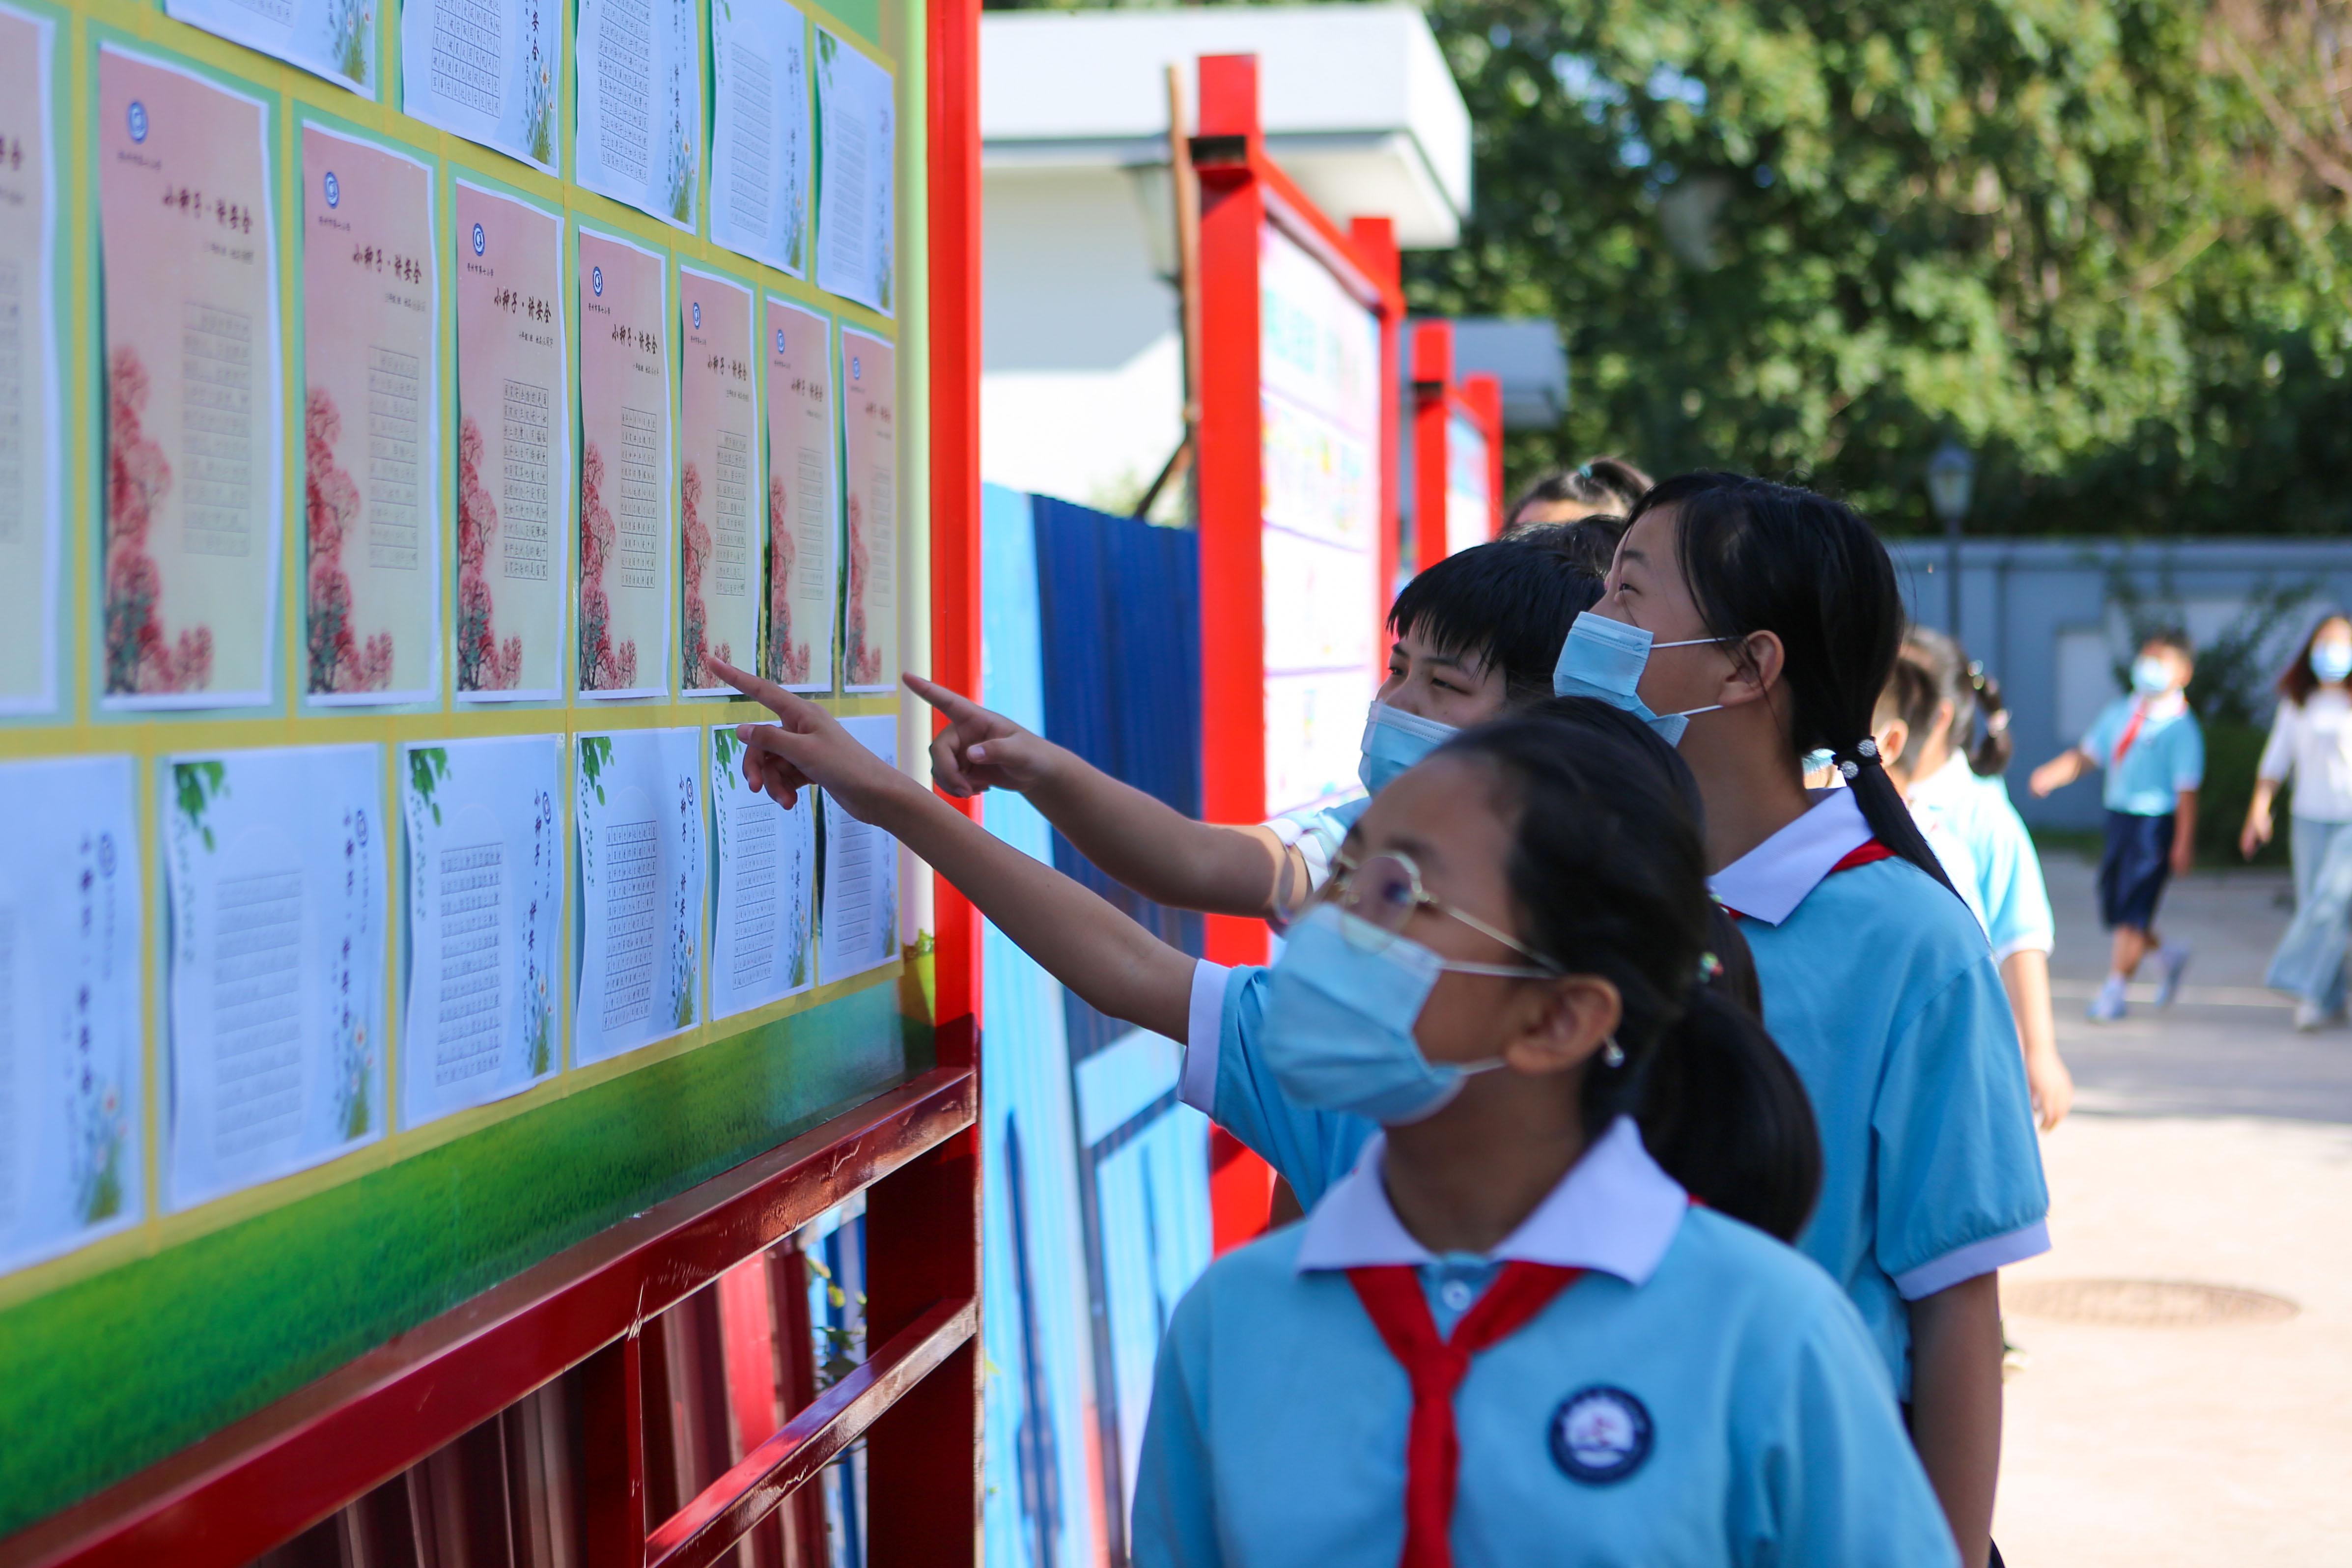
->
xmin=763 ymin=474 xmax=810 ymax=684
xmin=578 ymin=441 xmax=637 ymax=690
xmin=679 ymin=460 xmax=731 ymax=687
xmin=103 ymin=346 xmax=213 ymax=695
xmin=843 ymin=492 xmax=881 ymax=685
xmin=455 ymin=415 xmax=523 ymax=691
xmin=305 ymin=389 xmax=393 ymax=694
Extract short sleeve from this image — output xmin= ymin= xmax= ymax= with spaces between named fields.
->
xmin=2258 ymin=704 xmax=2297 ymax=784
xmin=1873 ymin=956 xmax=2051 ymax=1299
xmin=2081 ymin=700 xmax=2124 ymax=764
xmin=1184 ymin=962 xmax=1375 ymax=1210
xmin=1977 ymin=803 xmax=2056 ymax=960
xmin=2172 ymin=718 xmax=2206 ymax=791
xmin=1264 ymin=795 xmax=1371 ymax=900
xmin=1728 ymin=1295 xmax=1960 ymax=1568
xmin=1131 ymin=1287 xmax=1222 ymax=1568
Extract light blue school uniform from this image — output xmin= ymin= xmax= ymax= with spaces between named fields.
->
xmin=1266 ymin=794 xmax=1372 ymax=898
xmin=2081 ymin=694 xmax=2205 ymax=816
xmin=1180 ymin=959 xmax=1373 ymax=1210
xmin=1910 ymin=752 xmax=2057 ymax=960
xmin=1131 ymin=1120 xmax=1958 ymax=1568
xmin=1709 ymin=789 xmax=2048 ymax=1397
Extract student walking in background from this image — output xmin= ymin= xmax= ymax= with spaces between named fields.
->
xmin=2247 ymin=613 xmax=2352 ymax=1030
xmin=2029 ymin=632 xmax=2204 ymax=1022
xmin=1901 ymin=629 xmax=2071 ymax=1130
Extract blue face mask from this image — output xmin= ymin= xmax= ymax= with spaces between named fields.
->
xmin=2130 ymin=655 xmax=2175 ymax=697
xmin=1260 ymin=905 xmax=1509 ymax=1126
xmin=2313 ymin=643 xmax=2352 ymax=684
xmin=1552 ymin=614 xmax=1722 ymax=746
xmin=1358 ymin=701 xmax=1457 ymax=794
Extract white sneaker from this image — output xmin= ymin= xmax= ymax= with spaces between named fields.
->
xmin=2088 ymin=974 xmax=2129 ymax=1022
xmin=2294 ymin=999 xmax=2331 ymax=1032
xmin=2155 ymin=944 xmax=2191 ymax=1008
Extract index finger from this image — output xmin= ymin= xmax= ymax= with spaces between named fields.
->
xmin=905 ymin=672 xmax=986 ymax=723
xmin=708 ymin=654 xmax=796 ymax=716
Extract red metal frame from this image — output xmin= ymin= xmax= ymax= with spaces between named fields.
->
xmin=3 ymin=0 xmax=988 ymax=1558
xmin=1410 ymin=323 xmax=1506 ymax=573
xmin=1193 ymin=54 xmax=1404 ymax=1254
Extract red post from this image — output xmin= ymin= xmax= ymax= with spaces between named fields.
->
xmin=1461 ymin=374 xmax=1505 ymax=540
xmin=1350 ymin=216 xmax=1401 ymax=616
xmin=1411 ymin=321 xmax=1452 ymax=574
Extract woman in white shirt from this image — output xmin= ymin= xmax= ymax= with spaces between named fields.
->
xmin=2245 ymin=613 xmax=2352 ymax=1029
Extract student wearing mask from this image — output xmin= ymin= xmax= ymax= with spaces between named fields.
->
xmin=1131 ymin=709 xmax=1953 ymax=1568
xmin=2029 ymin=632 xmax=2203 ymax=1022
xmin=1553 ymin=472 xmax=2045 ymax=1568
xmin=2246 ymin=613 xmax=2352 ymax=1029
xmin=1898 ymin=629 xmax=2072 ymax=1130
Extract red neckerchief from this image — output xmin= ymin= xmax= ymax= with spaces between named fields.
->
xmin=1347 ymin=1262 xmax=1584 ymax=1568
xmin=2110 ymin=702 xmax=2150 ymax=768
xmin=1717 ymin=839 xmax=1891 ymax=922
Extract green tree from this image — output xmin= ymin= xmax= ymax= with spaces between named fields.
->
xmin=1408 ymin=0 xmax=2352 ymax=533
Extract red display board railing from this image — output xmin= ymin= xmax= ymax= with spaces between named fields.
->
xmin=1411 ymin=320 xmax=1506 ymax=572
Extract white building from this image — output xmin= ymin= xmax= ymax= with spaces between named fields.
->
xmin=980 ymin=5 xmax=1474 ymax=512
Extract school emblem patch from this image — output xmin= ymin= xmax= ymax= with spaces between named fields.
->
xmin=1548 ymin=1386 xmax=1653 ymax=1484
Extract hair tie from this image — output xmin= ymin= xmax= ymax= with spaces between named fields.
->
xmin=1855 ymin=737 xmax=1879 ymax=760
xmin=1839 ymin=760 xmax=1860 ymax=780
xmin=1698 ymin=952 xmax=1722 ymax=983
xmin=1577 ymin=462 xmax=1594 ymax=480
xmin=1600 ymin=1037 xmax=1626 ymax=1068
xmin=1986 ymin=710 xmax=2010 ymax=735
xmin=1967 ymin=661 xmax=1987 ymax=692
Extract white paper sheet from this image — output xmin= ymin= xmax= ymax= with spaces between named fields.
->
xmin=0 ymin=4 xmax=60 ymax=717
xmin=398 ymin=736 xmax=563 ymax=1126
xmin=400 ymin=0 xmax=560 ymax=173
xmin=709 ymin=0 xmax=810 ymax=277
xmin=762 ymin=297 xmax=836 ymax=691
xmin=817 ymin=714 xmax=897 ymax=983
xmin=573 ymin=728 xmax=705 ymax=1064
xmin=708 ymin=724 xmax=814 ymax=1019
xmin=574 ymin=0 xmax=701 ymax=230
xmin=168 ymin=0 xmax=377 ymax=99
xmin=813 ymin=30 xmax=893 ymax=315
xmin=0 ymin=757 xmax=142 ymax=1275
xmin=162 ymin=743 xmax=385 ymax=1210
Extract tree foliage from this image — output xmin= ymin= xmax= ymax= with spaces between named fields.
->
xmin=1408 ymin=0 xmax=2352 ymax=533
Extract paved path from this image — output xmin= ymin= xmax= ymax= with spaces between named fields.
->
xmin=1993 ymin=855 xmax=2352 ymax=1564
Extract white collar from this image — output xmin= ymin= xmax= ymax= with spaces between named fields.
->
xmin=1908 ymin=750 xmax=1977 ymax=811
xmin=1293 ymin=1117 xmax=1686 ymax=1285
xmin=1706 ymin=787 xmax=1872 ymax=926
xmin=2137 ymin=690 xmax=2188 ymax=721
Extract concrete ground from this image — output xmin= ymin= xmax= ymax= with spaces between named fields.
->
xmin=1992 ymin=854 xmax=2352 ymax=1564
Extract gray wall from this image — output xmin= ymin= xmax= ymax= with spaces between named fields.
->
xmin=1889 ymin=539 xmax=2352 ymax=829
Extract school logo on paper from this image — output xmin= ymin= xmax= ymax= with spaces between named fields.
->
xmin=324 ymin=171 xmax=340 ymax=209
xmin=127 ymin=101 xmax=148 ymax=143
xmin=692 ymin=301 xmax=702 ymax=329
xmin=473 ymin=223 xmax=486 ymax=256
xmin=592 ymin=265 xmax=604 ymax=297
xmin=1548 ymin=1387 xmax=1652 ymax=1485
xmin=775 ymin=328 xmax=786 ymax=353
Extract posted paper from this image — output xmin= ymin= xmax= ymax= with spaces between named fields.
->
xmin=572 ymin=728 xmax=704 ymax=1065
xmin=453 ymin=181 xmax=569 ymax=701
xmin=168 ymin=0 xmax=376 ymax=99
xmin=0 ymin=5 xmax=59 ymax=716
xmin=813 ymin=31 xmax=893 ymax=315
xmin=98 ymin=50 xmax=282 ymax=710
xmin=0 ymin=757 xmax=142 ymax=1275
xmin=577 ymin=230 xmax=672 ymax=700
xmin=680 ymin=270 xmax=758 ymax=693
xmin=709 ymin=0 xmax=810 ymax=277
xmin=575 ymin=0 xmax=700 ymax=230
xmin=708 ymin=724 xmax=813 ymax=1019
xmin=301 ymin=126 xmax=439 ymax=704
xmin=398 ymin=736 xmax=563 ymax=1126
xmin=762 ymin=298 xmax=834 ymax=691
xmin=163 ymin=743 xmax=386 ymax=1210
xmin=401 ymin=0 xmax=559 ymax=173
xmin=838 ymin=331 xmax=896 ymax=692
xmin=817 ymin=714 xmax=896 ymax=983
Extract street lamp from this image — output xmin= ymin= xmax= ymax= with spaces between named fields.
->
xmin=1927 ymin=440 xmax=1976 ymax=634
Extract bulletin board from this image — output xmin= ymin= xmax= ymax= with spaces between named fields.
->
xmin=1409 ymin=319 xmax=1502 ymax=573
xmin=0 ymin=0 xmax=932 ymax=1537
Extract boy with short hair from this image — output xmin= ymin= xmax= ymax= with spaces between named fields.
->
xmin=2029 ymin=630 xmax=2204 ymax=1020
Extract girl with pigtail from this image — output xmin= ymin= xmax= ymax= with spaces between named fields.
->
xmin=1553 ymin=472 xmax=2045 ymax=1568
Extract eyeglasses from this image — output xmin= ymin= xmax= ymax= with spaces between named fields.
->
xmin=1317 ymin=851 xmax=1562 ymax=976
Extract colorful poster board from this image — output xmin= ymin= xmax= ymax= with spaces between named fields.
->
xmin=97 ymin=49 xmax=283 ymax=711
xmin=0 ymin=757 xmax=142 ymax=1274
xmin=453 ymin=180 xmax=569 ymax=701
xmin=763 ymin=297 xmax=835 ymax=691
xmin=708 ymin=723 xmax=814 ymax=1018
xmin=162 ymin=743 xmax=385 ymax=1211
xmin=0 ymin=4 xmax=59 ymax=717
xmin=576 ymin=228 xmax=672 ymax=700
xmin=1444 ymin=412 xmax=1490 ymax=558
xmin=1257 ymin=225 xmax=1379 ymax=813
xmin=679 ymin=268 xmax=759 ymax=694
xmin=398 ymin=736 xmax=563 ymax=1126
xmin=400 ymin=0 xmax=560 ymax=172
xmin=168 ymin=0 xmax=375 ymax=98
xmin=710 ymin=0 xmax=811 ymax=278
xmin=818 ymin=714 xmax=896 ymax=982
xmin=814 ymin=30 xmax=893 ymax=315
xmin=575 ymin=0 xmax=701 ymax=230
xmin=572 ymin=727 xmax=704 ymax=1064
xmin=299 ymin=125 xmax=439 ymax=704
xmin=839 ymin=329 xmax=895 ymax=692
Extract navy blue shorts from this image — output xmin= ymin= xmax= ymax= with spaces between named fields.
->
xmin=2098 ymin=810 xmax=2176 ymax=931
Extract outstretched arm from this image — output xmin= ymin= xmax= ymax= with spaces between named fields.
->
xmin=708 ymin=659 xmax=1196 ymax=1038
xmin=2026 ymin=748 xmax=2092 ymax=798
xmin=907 ymin=673 xmax=1310 ymax=919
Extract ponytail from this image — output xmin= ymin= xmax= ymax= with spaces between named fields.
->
xmin=1441 ymin=699 xmax=1825 ymax=1241
xmin=1903 ymin=626 xmax=2013 ymax=777
xmin=1632 ymin=472 xmax=1960 ymax=897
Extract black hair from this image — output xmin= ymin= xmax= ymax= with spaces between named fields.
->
xmin=1387 ymin=536 xmax=1603 ymax=706
xmin=2278 ymin=610 xmax=2352 ymax=706
xmin=2142 ymin=627 xmax=2194 ymax=660
xmin=1903 ymin=626 xmax=2012 ymax=776
xmin=1507 ymin=515 xmax=1629 ymax=582
xmin=1506 ymin=457 xmax=1655 ymax=526
xmin=1629 ymin=472 xmax=1960 ymax=899
xmin=1873 ymin=657 xmax=1941 ymax=786
xmin=1439 ymin=698 xmax=1822 ymax=1242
